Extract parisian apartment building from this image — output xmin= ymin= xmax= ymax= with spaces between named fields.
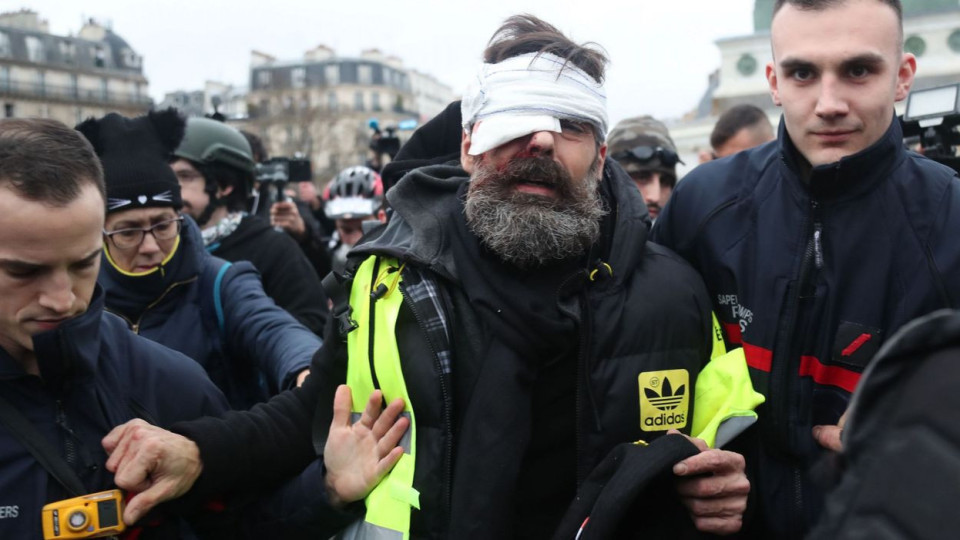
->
xmin=0 ymin=9 xmax=151 ymax=126
xmin=235 ymin=46 xmax=455 ymax=180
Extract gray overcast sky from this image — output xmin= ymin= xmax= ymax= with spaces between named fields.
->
xmin=21 ymin=0 xmax=759 ymax=125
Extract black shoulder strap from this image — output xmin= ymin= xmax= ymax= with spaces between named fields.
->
xmin=321 ymin=270 xmax=359 ymax=338
xmin=0 ymin=392 xmax=86 ymax=497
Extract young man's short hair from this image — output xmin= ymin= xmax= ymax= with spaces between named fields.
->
xmin=773 ymin=0 xmax=903 ymax=47
xmin=0 ymin=118 xmax=105 ymax=205
xmin=773 ymin=0 xmax=902 ymax=21
xmin=710 ymin=105 xmax=774 ymax=151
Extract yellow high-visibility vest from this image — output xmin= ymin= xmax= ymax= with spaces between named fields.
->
xmin=338 ymin=257 xmax=762 ymax=538
xmin=341 ymin=256 xmax=418 ymax=540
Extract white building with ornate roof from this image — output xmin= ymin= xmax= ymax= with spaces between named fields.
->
xmin=668 ymin=0 xmax=960 ymax=177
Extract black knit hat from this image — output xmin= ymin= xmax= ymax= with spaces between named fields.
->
xmin=76 ymin=108 xmax=185 ymax=213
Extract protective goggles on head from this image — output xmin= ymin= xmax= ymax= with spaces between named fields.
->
xmin=612 ymin=146 xmax=684 ymax=167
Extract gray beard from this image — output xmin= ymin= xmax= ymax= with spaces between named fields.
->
xmin=464 ymin=159 xmax=607 ymax=269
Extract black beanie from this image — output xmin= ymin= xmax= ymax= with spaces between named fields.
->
xmin=76 ymin=108 xmax=185 ymax=213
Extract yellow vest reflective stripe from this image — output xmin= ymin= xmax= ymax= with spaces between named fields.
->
xmin=342 ymin=256 xmax=419 ymax=540
xmin=691 ymin=313 xmax=766 ymax=448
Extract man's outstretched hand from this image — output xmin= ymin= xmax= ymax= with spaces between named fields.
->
xmin=102 ymin=420 xmax=203 ymax=525
xmin=670 ymin=430 xmax=750 ymax=535
xmin=323 ymin=385 xmax=410 ymax=507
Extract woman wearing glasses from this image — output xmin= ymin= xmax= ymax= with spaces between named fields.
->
xmin=79 ymin=109 xmax=321 ymax=410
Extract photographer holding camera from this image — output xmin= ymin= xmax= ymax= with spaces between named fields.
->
xmin=260 ymin=158 xmax=335 ymax=279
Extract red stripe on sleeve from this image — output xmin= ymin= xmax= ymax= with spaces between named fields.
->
xmin=743 ymin=342 xmax=772 ymax=372
xmin=799 ymin=356 xmax=862 ymax=393
xmin=841 ymin=333 xmax=873 ymax=357
xmin=722 ymin=322 xmax=743 ymax=345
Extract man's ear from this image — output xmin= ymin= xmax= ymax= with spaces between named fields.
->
xmin=218 ymin=184 xmax=234 ymax=198
xmin=766 ymin=62 xmax=782 ymax=106
xmin=460 ymin=129 xmax=477 ymax=174
xmin=895 ymin=52 xmax=917 ymax=102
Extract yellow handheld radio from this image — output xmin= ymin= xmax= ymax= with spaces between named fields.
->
xmin=41 ymin=489 xmax=126 ymax=539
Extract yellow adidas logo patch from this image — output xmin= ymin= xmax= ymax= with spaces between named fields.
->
xmin=638 ymin=369 xmax=689 ymax=431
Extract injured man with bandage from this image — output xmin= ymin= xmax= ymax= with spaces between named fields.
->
xmin=101 ymin=14 xmax=750 ymax=540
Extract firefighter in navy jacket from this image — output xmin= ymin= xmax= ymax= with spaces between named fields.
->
xmin=652 ymin=1 xmax=960 ymax=535
xmin=0 ymin=117 xmax=229 ymax=539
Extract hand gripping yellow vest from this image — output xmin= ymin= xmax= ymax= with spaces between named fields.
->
xmin=338 ymin=257 xmax=763 ymax=539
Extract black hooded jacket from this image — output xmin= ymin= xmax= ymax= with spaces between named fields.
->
xmin=209 ymin=214 xmax=328 ymax=335
xmin=174 ymin=159 xmax=715 ymax=538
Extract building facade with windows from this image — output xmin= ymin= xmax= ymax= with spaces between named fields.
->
xmin=238 ymin=46 xmax=453 ymax=181
xmin=158 ymin=81 xmax=248 ymax=120
xmin=0 ymin=10 xmax=151 ymax=125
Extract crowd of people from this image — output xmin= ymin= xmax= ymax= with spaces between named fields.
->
xmin=1 ymin=0 xmax=959 ymax=538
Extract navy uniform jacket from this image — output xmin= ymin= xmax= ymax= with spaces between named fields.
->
xmin=652 ymin=117 xmax=960 ymax=538
xmin=0 ymin=285 xmax=229 ymax=538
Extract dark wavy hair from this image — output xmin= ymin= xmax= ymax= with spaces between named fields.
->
xmin=483 ymin=14 xmax=608 ymax=85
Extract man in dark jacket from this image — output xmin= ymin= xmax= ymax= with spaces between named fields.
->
xmin=101 ymin=15 xmax=751 ymax=539
xmin=0 ymin=118 xmax=229 ymax=539
xmin=79 ymin=110 xmax=320 ymax=410
xmin=171 ymin=117 xmax=328 ymax=336
xmin=651 ymin=0 xmax=960 ymax=537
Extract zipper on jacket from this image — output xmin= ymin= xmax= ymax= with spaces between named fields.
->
xmin=366 ymin=258 xmax=383 ymax=393
xmin=799 ymin=201 xmax=824 ymax=298
xmin=400 ymin=277 xmax=454 ymax=531
xmin=574 ymin=299 xmax=596 ymax=485
xmin=104 ymin=276 xmax=198 ymax=334
xmin=765 ymin=198 xmax=823 ymax=534
xmin=793 ymin=466 xmax=804 ymax=531
xmin=811 ymin=200 xmax=823 ymax=271
xmin=55 ymin=400 xmax=78 ymax=469
xmin=555 ymin=268 xmax=598 ymax=485
xmin=766 ymin=198 xmax=822 ymax=453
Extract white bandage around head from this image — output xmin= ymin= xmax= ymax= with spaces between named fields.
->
xmin=460 ymin=52 xmax=608 ymax=156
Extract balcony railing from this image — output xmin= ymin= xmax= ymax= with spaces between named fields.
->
xmin=0 ymin=80 xmax=152 ymax=107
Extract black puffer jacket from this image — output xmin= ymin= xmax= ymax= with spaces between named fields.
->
xmin=175 ymin=160 xmax=716 ymax=539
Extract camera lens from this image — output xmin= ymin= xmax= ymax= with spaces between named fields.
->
xmin=67 ymin=510 xmax=88 ymax=530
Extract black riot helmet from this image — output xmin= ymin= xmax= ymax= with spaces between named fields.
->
xmin=173 ymin=117 xmax=256 ymax=224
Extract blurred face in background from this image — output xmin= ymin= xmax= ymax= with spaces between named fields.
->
xmin=171 ymin=159 xmax=210 ymax=221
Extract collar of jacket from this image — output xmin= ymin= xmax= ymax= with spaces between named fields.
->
xmin=777 ymin=114 xmax=904 ymax=203
xmin=99 ymin=215 xmax=204 ymax=321
xmin=352 ymin=159 xmax=650 ymax=288
xmin=0 ymin=284 xmax=105 ymax=389
xmin=206 ymin=214 xmax=270 ymax=254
